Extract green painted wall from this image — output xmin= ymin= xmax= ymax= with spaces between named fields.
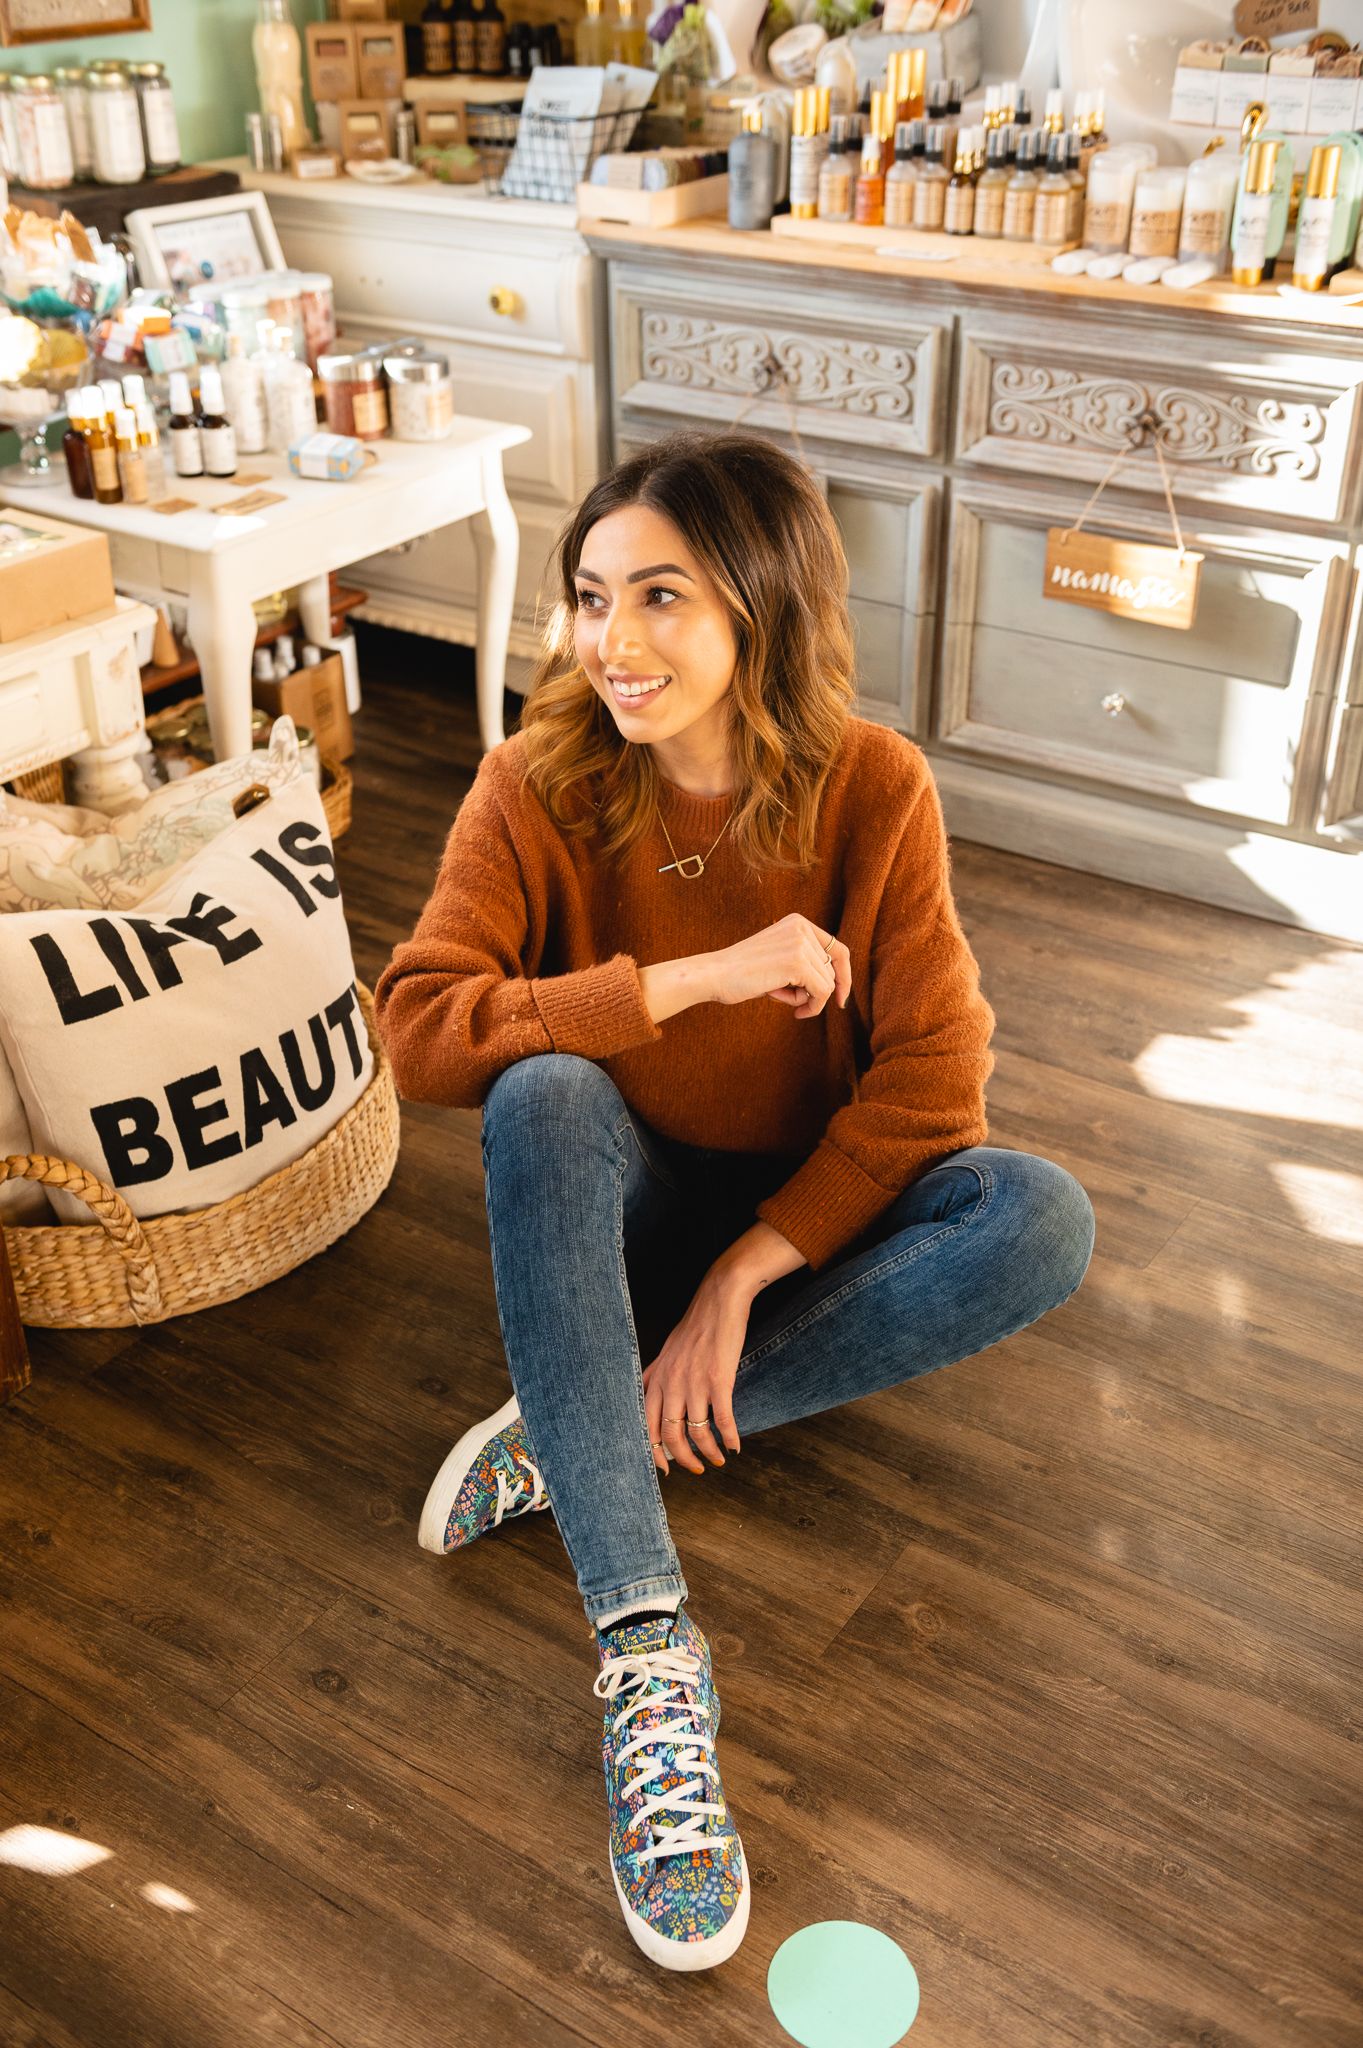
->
xmin=1 ymin=0 xmax=327 ymax=164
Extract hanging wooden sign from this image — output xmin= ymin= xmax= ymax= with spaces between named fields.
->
xmin=1232 ymin=0 xmax=1317 ymax=39
xmin=1043 ymin=529 xmax=1203 ymax=631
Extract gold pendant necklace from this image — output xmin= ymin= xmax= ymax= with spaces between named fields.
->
xmin=657 ymin=805 xmax=735 ymax=878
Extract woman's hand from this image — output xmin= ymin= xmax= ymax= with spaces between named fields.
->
xmin=641 ymin=1267 xmax=753 ymax=1475
xmin=705 ymin=912 xmax=851 ymax=1021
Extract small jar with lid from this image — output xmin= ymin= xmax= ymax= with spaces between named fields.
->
xmin=384 ymin=351 xmax=454 ymax=440
xmin=317 ymin=350 xmax=388 ymax=439
xmin=87 ymin=66 xmax=147 ymax=184
xmin=53 ymin=67 xmax=93 ymax=180
xmin=14 ymin=76 xmax=75 ymax=191
xmin=129 ymin=60 xmax=182 ymax=174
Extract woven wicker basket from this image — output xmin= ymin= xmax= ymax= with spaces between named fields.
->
xmin=0 ymin=984 xmax=398 ymax=1330
xmin=8 ymin=742 xmax=351 ymax=839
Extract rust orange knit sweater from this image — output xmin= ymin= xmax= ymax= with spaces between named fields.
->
xmin=372 ymin=716 xmax=997 ymax=1273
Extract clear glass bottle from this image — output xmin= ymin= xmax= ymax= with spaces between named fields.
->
xmin=1042 ymin=87 xmax=1064 ymax=138
xmin=884 ymin=120 xmax=917 ymax=228
xmin=253 ymin=0 xmax=308 ymax=168
xmin=912 ymin=122 xmax=949 ymax=231
xmin=789 ymin=86 xmax=830 ymax=220
xmin=817 ymin=114 xmax=856 ymax=222
xmin=136 ymin=400 xmax=167 ymax=501
xmin=814 ymin=36 xmax=857 ymax=121
xmin=1063 ymin=131 xmax=1087 ymax=240
xmin=728 ymin=107 xmax=776 ymax=231
xmin=944 ymin=135 xmax=976 ymax=235
xmin=1003 ymin=128 xmax=1041 ymax=240
xmin=574 ymin=0 xmax=609 ymax=64
xmin=114 ymin=406 xmax=148 ymax=503
xmin=974 ymin=124 xmax=1010 ymax=238
xmin=1033 ymin=132 xmax=1073 ymax=247
xmin=854 ymin=130 xmax=885 ymax=226
xmin=221 ymin=332 xmax=268 ymax=454
xmin=129 ymin=60 xmax=181 ymax=173
xmin=610 ymin=0 xmax=649 ymax=66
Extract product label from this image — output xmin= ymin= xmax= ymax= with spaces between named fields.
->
xmin=1083 ymin=197 xmax=1130 ymax=248
xmin=1128 ymin=206 xmax=1181 ymax=259
xmin=1169 ymin=66 xmax=1221 ymax=126
xmin=1235 ymin=193 xmax=1273 ymax=270
xmin=1308 ymin=74 xmax=1360 ymax=134
xmin=352 ymin=387 xmax=387 ymax=435
xmin=91 ymin=444 xmax=120 ymax=490
xmin=201 ymin=423 xmax=238 ymax=475
xmin=1180 ymin=205 xmax=1231 ymax=257
xmin=1293 ymin=197 xmax=1335 ymax=277
xmin=1002 ymin=186 xmax=1036 ymax=238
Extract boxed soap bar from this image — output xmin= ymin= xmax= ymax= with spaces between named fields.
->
xmin=0 ymin=510 xmax=115 ymax=645
xmin=287 ymin=431 xmax=370 ymax=481
xmin=305 ymin=21 xmax=358 ymax=101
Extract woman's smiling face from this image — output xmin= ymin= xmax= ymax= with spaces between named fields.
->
xmin=573 ymin=502 xmax=739 ymax=760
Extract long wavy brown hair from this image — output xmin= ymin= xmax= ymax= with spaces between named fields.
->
xmin=515 ymin=432 xmax=858 ymax=879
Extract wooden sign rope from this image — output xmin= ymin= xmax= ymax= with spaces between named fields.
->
xmin=1046 ymin=415 xmax=1204 ymax=631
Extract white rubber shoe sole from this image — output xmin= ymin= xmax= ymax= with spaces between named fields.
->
xmin=417 ymin=1392 xmax=526 ymax=1555
xmin=608 ymin=1835 xmax=751 ymax=1972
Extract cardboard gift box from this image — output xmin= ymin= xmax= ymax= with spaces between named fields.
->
xmin=252 ymin=651 xmax=354 ymax=761
xmin=306 ymin=21 xmax=359 ymax=101
xmin=0 ymin=510 xmax=116 ymax=645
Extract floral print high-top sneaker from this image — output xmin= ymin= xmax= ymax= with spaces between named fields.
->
xmin=591 ymin=1605 xmax=749 ymax=1971
xmin=417 ymin=1394 xmax=552 ymax=1554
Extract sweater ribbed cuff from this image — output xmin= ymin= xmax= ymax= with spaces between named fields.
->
xmin=755 ymin=1139 xmax=901 ymax=1274
xmin=528 ymin=952 xmax=663 ymax=1058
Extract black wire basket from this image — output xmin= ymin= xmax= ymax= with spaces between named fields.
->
xmin=468 ymin=104 xmax=641 ymax=202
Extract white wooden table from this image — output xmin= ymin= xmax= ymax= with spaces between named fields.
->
xmin=3 ymin=417 xmax=529 ymax=760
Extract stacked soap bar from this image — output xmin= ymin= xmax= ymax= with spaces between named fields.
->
xmin=588 ymin=146 xmax=728 ymax=189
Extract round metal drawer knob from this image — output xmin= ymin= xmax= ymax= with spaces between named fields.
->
xmin=1101 ymin=692 xmax=1127 ymax=717
xmin=489 ymin=287 xmax=521 ymax=317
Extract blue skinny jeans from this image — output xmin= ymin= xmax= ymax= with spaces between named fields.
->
xmin=480 ymin=1052 xmax=1096 ymax=1631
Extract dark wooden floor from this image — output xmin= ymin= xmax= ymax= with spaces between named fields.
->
xmin=3 ymin=627 xmax=1361 ymax=2048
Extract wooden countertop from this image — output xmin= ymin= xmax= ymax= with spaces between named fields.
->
xmin=581 ymin=215 xmax=1363 ymax=332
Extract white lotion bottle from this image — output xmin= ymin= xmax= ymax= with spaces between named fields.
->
xmin=220 ymin=331 xmax=269 ymax=454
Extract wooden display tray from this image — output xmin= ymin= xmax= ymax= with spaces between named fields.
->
xmin=770 ymin=214 xmax=1078 ymax=266
xmin=576 ymin=174 xmax=729 ymax=227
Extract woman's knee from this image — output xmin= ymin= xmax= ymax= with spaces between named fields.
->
xmin=991 ymin=1149 xmax=1096 ymax=1305
xmin=483 ymin=1052 xmax=623 ymax=1134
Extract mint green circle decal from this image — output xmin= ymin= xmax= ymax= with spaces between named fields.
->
xmin=767 ymin=1922 xmax=920 ymax=2047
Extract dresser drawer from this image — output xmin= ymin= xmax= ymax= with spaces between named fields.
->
xmin=937 ymin=483 xmax=1348 ymax=830
xmin=271 ymin=207 xmax=588 ymax=355
xmin=611 ymin=263 xmax=947 ymax=460
xmin=957 ymin=316 xmax=1363 ymax=527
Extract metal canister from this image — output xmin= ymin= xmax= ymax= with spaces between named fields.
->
xmin=265 ymin=111 xmax=285 ymax=173
xmin=395 ymin=106 xmax=416 ymax=165
xmin=245 ymin=110 xmax=267 ymax=171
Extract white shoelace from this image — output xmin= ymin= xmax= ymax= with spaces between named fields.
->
xmin=593 ymin=1646 xmax=735 ymax=1866
xmin=492 ymin=1455 xmax=547 ymax=1527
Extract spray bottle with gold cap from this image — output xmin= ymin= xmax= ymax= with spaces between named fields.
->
xmin=789 ymin=85 xmax=831 ymax=218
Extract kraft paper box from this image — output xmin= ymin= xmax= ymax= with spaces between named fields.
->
xmin=338 ymin=96 xmax=402 ymax=158
xmin=415 ymin=101 xmax=468 ymax=148
xmin=356 ymin=27 xmax=406 ymax=100
xmin=306 ymin=22 xmax=359 ymax=102
xmin=0 ymin=510 xmax=115 ymax=645
xmin=253 ymin=654 xmax=353 ymax=761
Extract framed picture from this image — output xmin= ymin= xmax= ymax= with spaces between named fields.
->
xmin=124 ymin=191 xmax=287 ymax=296
xmin=0 ymin=0 xmax=151 ymax=45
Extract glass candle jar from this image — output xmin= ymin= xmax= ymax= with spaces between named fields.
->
xmin=384 ymin=351 xmax=454 ymax=440
xmin=14 ymin=76 xmax=75 ymax=190
xmin=53 ymin=67 xmax=93 ymax=180
xmin=129 ymin=60 xmax=182 ymax=174
xmin=317 ymin=350 xmax=359 ymax=437
xmin=87 ymin=67 xmax=146 ymax=184
xmin=318 ymin=351 xmax=388 ymax=439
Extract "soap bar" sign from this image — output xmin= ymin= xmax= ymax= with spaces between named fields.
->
xmin=1043 ymin=529 xmax=1203 ymax=631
